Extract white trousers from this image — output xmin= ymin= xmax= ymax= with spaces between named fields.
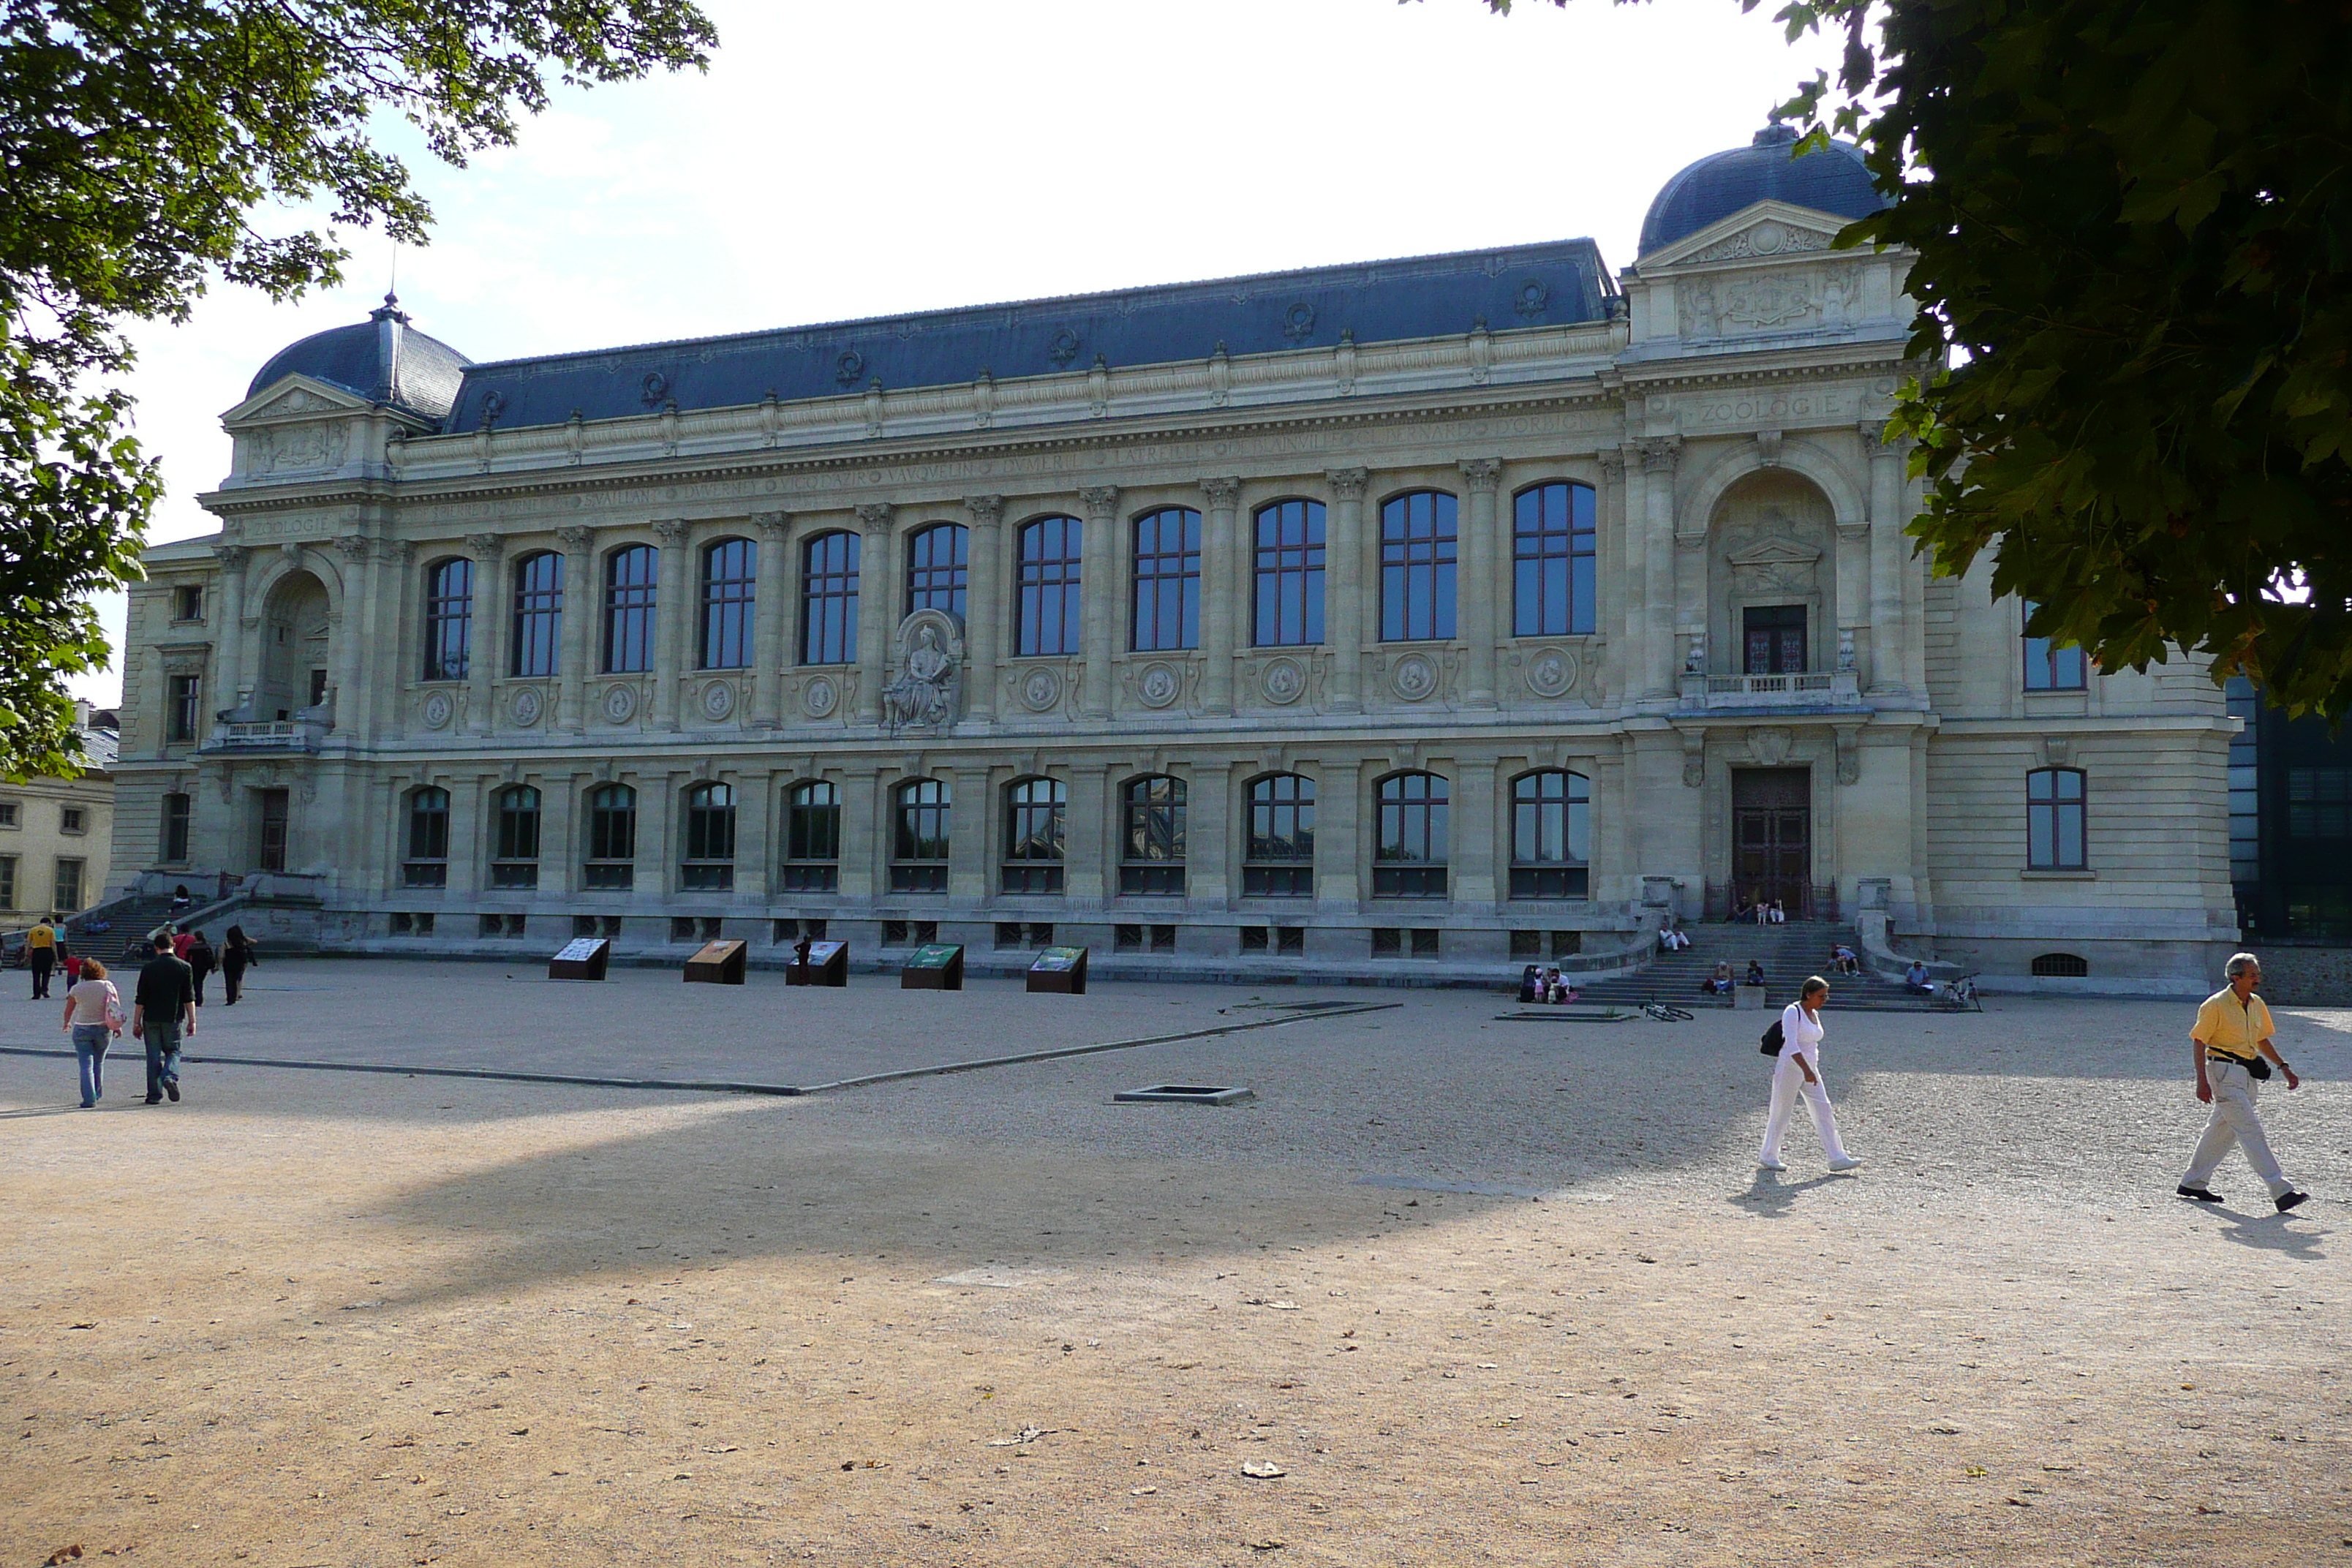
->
xmin=1760 ymin=1055 xmax=1850 ymax=1164
xmin=2181 ymin=1060 xmax=2293 ymax=1199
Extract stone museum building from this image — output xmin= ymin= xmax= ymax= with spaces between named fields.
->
xmin=108 ymin=127 xmax=2239 ymax=985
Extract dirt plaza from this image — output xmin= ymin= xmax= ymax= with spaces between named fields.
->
xmin=1 ymin=962 xmax=2344 ymax=1566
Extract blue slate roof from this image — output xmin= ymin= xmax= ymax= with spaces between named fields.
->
xmin=1639 ymin=124 xmax=1890 ymax=256
xmin=432 ymin=240 xmax=1614 ymax=434
xmin=246 ymin=295 xmax=472 ymax=423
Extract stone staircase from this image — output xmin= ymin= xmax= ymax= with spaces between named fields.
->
xmin=1571 ymin=920 xmax=1923 ymax=1012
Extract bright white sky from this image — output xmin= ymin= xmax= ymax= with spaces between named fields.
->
xmin=75 ymin=0 xmax=1843 ymax=706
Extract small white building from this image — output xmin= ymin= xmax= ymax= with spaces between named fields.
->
xmin=108 ymin=127 xmax=2236 ymax=988
xmin=3 ymin=704 xmax=115 ymax=921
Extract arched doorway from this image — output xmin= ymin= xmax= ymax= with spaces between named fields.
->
xmin=1707 ymin=470 xmax=1839 ymax=679
xmin=257 ymin=570 xmax=331 ymax=723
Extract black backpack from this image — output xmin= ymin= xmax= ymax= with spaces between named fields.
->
xmin=1760 ymin=1018 xmax=1784 ymax=1057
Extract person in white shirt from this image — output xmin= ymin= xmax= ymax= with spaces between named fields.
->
xmin=1760 ymin=976 xmax=1864 ymax=1173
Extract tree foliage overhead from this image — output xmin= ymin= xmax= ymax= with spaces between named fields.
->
xmin=0 ymin=0 xmax=715 ymax=780
xmin=1490 ymin=0 xmax=2352 ymax=715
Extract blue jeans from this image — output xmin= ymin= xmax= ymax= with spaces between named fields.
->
xmin=144 ymin=1019 xmax=182 ymax=1101
xmin=72 ymin=1025 xmax=110 ymax=1105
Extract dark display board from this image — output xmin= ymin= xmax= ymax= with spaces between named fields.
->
xmin=549 ymin=936 xmax=611 ymax=981
xmin=684 ymin=938 xmax=748 ymax=985
xmin=785 ymin=939 xmax=849 ymax=987
xmin=900 ymin=943 xmax=965 ymax=990
xmin=1026 ymin=945 xmax=1088 ymax=995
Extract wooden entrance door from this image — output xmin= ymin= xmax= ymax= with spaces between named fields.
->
xmin=257 ymin=788 xmax=290 ymax=873
xmin=1731 ymin=768 xmax=1810 ymax=915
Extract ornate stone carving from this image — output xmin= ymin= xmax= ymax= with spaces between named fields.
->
xmin=1754 ymin=429 xmax=1784 ymax=468
xmin=1390 ymin=652 xmax=1440 ymax=704
xmin=1458 ymin=458 xmax=1503 ymax=494
xmin=1282 ymin=302 xmax=1317 ymax=343
xmin=214 ymin=543 xmax=252 ymax=571
xmin=556 ymin=525 xmax=595 ymax=553
xmin=2042 ymin=736 xmax=2071 ymax=769
xmin=1836 ymin=726 xmax=1862 ymax=786
xmin=701 ymin=681 xmax=736 ymax=723
xmin=1135 ymin=660 xmax=1183 ymax=710
xmin=855 ymin=502 xmax=895 ymax=529
xmin=1200 ymin=476 xmax=1241 ymax=510
xmin=1640 ymin=437 xmax=1682 ymax=475
xmin=1088 ymin=355 xmax=1109 ymax=418
xmin=1079 ymin=485 xmax=1120 ymax=520
xmin=510 ymin=686 xmax=543 ymax=728
xmin=1524 ymin=646 xmax=1577 ymax=699
xmin=971 ymin=369 xmax=994 ymax=429
xmin=1684 ymin=218 xmax=1833 ymax=264
xmin=1837 ymin=627 xmax=1857 ymax=671
xmin=1466 ymin=318 xmax=1493 ymax=385
xmin=1746 ymin=726 xmax=1795 ymax=768
xmin=1514 ymin=279 xmax=1551 ymax=318
xmin=1334 ymin=329 xmax=1357 ymax=396
xmin=1597 ymin=451 xmax=1626 ymax=484
xmin=252 ymin=421 xmax=349 ymax=475
xmin=802 ymin=673 xmax=840 ymax=719
xmin=464 ymin=532 xmax=505 ymax=559
xmin=752 ymin=510 xmax=790 ymax=540
xmin=1259 ymin=656 xmax=1307 ymax=706
xmin=421 ymin=690 xmax=455 ymax=731
xmin=1207 ymin=342 xmax=1231 ymax=407
xmin=1326 ymin=467 xmax=1368 ymax=502
xmin=1012 ymin=663 xmax=1063 ymax=715
xmin=600 ymin=684 xmax=638 ymax=724
xmin=883 ymin=610 xmax=964 ymax=730
xmin=1683 ymin=632 xmax=1708 ymax=676
xmin=965 ymin=494 xmax=1004 ymax=525
xmin=1681 ymin=731 xmax=1706 ymax=788
xmin=651 ymin=518 xmax=689 ymax=547
xmin=1679 ymin=263 xmax=1862 ymax=338
xmin=1726 ymin=533 xmax=1825 ymax=598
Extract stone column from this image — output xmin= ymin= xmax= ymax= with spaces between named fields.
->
xmin=556 ymin=525 xmax=596 ymax=731
xmin=1199 ymin=478 xmax=1241 ymax=715
xmin=464 ymin=532 xmax=505 ymax=733
xmin=1451 ymin=758 xmax=1499 ymax=908
xmin=1639 ymin=438 xmax=1682 ymax=700
xmin=1598 ymin=451 xmax=1629 ymax=701
xmin=1079 ymin=486 xmax=1120 ymax=719
xmin=447 ymin=776 xmax=484 ymax=897
xmin=381 ymin=540 xmax=416 ymax=736
xmin=642 ymin=771 xmax=676 ymax=900
xmin=541 ymin=777 xmax=578 ymax=897
xmin=949 ymin=764 xmax=992 ymax=902
xmin=1067 ymin=764 xmax=1110 ymax=908
xmin=736 ymin=769 xmax=773 ymax=902
xmin=1314 ymin=760 xmax=1363 ymax=909
xmin=854 ymin=504 xmax=895 ymax=725
xmin=1186 ymin=760 xmax=1231 ymax=908
xmin=963 ymin=495 xmax=1004 ymax=722
xmin=651 ymin=519 xmax=689 ymax=731
xmin=752 ymin=511 xmax=790 ymax=728
xmin=1327 ymin=470 xmax=1368 ymax=712
xmin=1458 ymin=460 xmax=1503 ymax=706
xmin=839 ymin=765 xmax=882 ymax=902
xmin=1863 ymin=421 xmax=1907 ymax=696
xmin=212 ymin=545 xmax=251 ymax=716
xmin=331 ymin=534 xmax=374 ymax=733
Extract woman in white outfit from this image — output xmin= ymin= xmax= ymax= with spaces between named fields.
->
xmin=1760 ymin=976 xmax=1865 ymax=1173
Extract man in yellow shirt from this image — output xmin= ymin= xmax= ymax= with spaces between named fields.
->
xmin=2178 ymin=952 xmax=2310 ymax=1213
xmin=25 ymin=918 xmax=56 ymax=1000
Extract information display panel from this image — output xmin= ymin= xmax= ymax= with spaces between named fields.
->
xmin=549 ymin=937 xmax=611 ymax=981
xmin=1026 ymin=945 xmax=1088 ymax=995
xmin=900 ymin=943 xmax=965 ymax=990
xmin=684 ymin=938 xmax=748 ymax=984
xmin=786 ymin=939 xmax=849 ymax=987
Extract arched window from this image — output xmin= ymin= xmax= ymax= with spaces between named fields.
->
xmin=782 ymin=780 xmax=841 ymax=892
xmin=2022 ymin=600 xmax=2087 ymax=690
xmin=1120 ymin=775 xmax=1187 ymax=894
xmin=905 ymin=523 xmax=969 ymax=620
xmin=422 ymin=558 xmax=472 ymax=681
xmin=1244 ymin=773 xmax=1316 ymax=897
xmin=890 ymin=778 xmax=951 ymax=892
xmin=510 ymin=552 xmax=563 ymax=677
xmin=1252 ymin=500 xmax=1325 ymax=647
xmin=584 ymin=783 xmax=637 ymax=889
xmin=1512 ymin=482 xmax=1597 ymax=636
xmin=2027 ymin=768 xmax=2087 ymax=870
xmin=1374 ymin=772 xmax=1449 ymax=898
xmin=1015 ymin=516 xmax=1083 ymax=657
xmin=682 ymin=782 xmax=736 ymax=889
xmin=1509 ymin=769 xmax=1591 ymax=899
xmin=698 ymin=538 xmax=756 ymax=671
xmin=160 ymin=792 xmax=191 ymax=865
xmin=2031 ymin=952 xmax=2089 ymax=978
xmin=1002 ymin=777 xmax=1067 ymax=893
xmin=1380 ymin=491 xmax=1458 ymax=642
xmin=1131 ymin=508 xmax=1201 ymax=652
xmin=402 ymin=786 xmax=450 ymax=888
xmin=800 ymin=530 xmax=860 ymax=666
xmin=491 ymin=785 xmax=541 ymax=889
xmin=602 ymin=546 xmax=658 ymax=674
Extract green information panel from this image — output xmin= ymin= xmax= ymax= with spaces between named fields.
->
xmin=1027 ymin=945 xmax=1088 ymax=995
xmin=901 ymin=943 xmax=965 ymax=990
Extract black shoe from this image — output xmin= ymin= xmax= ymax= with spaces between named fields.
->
xmin=2277 ymin=1191 xmax=2311 ymax=1213
xmin=165 ymin=1081 xmax=179 ymax=1102
xmin=2176 ymin=1185 xmax=2223 ymax=1202
xmin=143 ymin=1096 xmax=160 ymax=1104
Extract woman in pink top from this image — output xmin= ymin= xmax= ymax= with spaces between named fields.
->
xmin=61 ymin=958 xmax=123 ymax=1108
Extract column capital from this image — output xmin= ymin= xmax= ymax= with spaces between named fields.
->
xmin=214 ymin=543 xmax=251 ymax=570
xmin=1326 ymin=467 xmax=1368 ymax=501
xmin=854 ymin=502 xmax=896 ymax=528
xmin=334 ymin=533 xmax=371 ymax=562
xmin=1858 ymin=418 xmax=1890 ymax=446
xmin=1597 ymin=451 xmax=1627 ymax=483
xmin=555 ymin=524 xmax=597 ymax=552
xmin=752 ymin=510 xmax=791 ymax=539
xmin=651 ymin=517 xmax=690 ymax=546
xmin=1199 ymin=476 xmax=1241 ymax=510
xmin=1458 ymin=458 xmax=1504 ymax=494
xmin=963 ymin=494 xmax=1005 ymax=526
xmin=464 ymin=532 xmax=506 ymax=559
xmin=1638 ymin=436 xmax=1683 ymax=475
xmin=1079 ymin=485 xmax=1120 ymax=520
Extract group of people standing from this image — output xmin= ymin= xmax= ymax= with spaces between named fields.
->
xmin=36 ymin=915 xmax=260 ymax=1108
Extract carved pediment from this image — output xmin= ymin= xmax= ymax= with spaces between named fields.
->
xmin=222 ymin=373 xmax=372 ymax=429
xmin=1726 ymin=536 xmax=1823 ymax=569
xmin=1637 ymin=200 xmax=1850 ymax=274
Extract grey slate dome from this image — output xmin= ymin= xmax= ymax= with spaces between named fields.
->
xmin=1638 ymin=123 xmax=1890 ymax=257
xmin=246 ymin=294 xmax=472 ymax=423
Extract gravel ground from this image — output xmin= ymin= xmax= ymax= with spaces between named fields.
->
xmin=0 ymin=966 xmax=2343 ymax=1566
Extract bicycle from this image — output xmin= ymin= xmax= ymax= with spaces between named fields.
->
xmin=1930 ymin=972 xmax=1982 ymax=1011
xmin=1642 ymin=1001 xmax=1696 ymax=1022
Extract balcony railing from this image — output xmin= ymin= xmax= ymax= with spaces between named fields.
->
xmin=1677 ymin=668 xmax=1864 ymax=710
xmin=200 ymin=719 xmax=325 ymax=754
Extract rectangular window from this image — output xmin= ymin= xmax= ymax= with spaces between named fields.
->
xmin=1379 ymin=491 xmax=1458 ymax=642
xmin=161 ymin=794 xmax=191 ymax=864
xmin=2022 ymin=600 xmax=2088 ymax=690
xmin=1373 ymin=773 xmax=1450 ymax=898
xmin=2285 ymin=767 xmax=2352 ymax=840
xmin=1244 ymin=774 xmax=1316 ymax=897
xmin=172 ymin=584 xmax=204 ymax=622
xmin=0 ymin=801 xmax=15 ymax=828
xmin=1742 ymin=604 xmax=1808 ymax=675
xmin=1253 ymin=500 xmax=1326 ymax=647
xmin=60 ymin=807 xmax=86 ymax=836
xmin=0 ymin=854 xmax=13 ymax=909
xmin=1120 ymin=776 xmax=1186 ymax=895
xmin=1131 ymin=509 xmax=1202 ymax=652
xmin=167 ymin=671 xmax=203 ymax=744
xmin=1513 ymin=482 xmax=1597 ymax=636
xmin=423 ymin=557 xmax=474 ymax=681
xmin=783 ymin=781 xmax=842 ymax=893
xmin=891 ymin=780 xmax=951 ymax=894
xmin=53 ymin=858 xmax=83 ymax=911
xmin=1001 ymin=779 xmax=1067 ymax=894
xmin=2027 ymin=768 xmax=2088 ymax=870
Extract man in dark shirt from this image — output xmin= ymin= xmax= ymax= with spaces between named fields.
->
xmin=132 ymin=935 xmax=197 ymax=1105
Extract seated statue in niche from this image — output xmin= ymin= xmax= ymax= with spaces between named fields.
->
xmin=881 ymin=611 xmax=964 ymax=731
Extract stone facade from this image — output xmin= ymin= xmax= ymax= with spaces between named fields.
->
xmin=1 ymin=709 xmax=114 ymax=921
xmin=108 ymin=162 xmax=2238 ymax=989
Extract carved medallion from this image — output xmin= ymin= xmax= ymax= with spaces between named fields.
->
xmin=1017 ymin=666 xmax=1063 ymax=714
xmin=510 ymin=687 xmax=543 ymax=728
xmin=1746 ymin=726 xmax=1795 ymax=768
xmin=1390 ymin=652 xmax=1439 ymax=704
xmin=421 ymin=690 xmax=454 ymax=731
xmin=1259 ymin=657 xmax=1306 ymax=707
xmin=1525 ymin=647 xmax=1577 ymax=699
xmin=701 ymin=681 xmax=736 ymax=722
xmin=1137 ymin=661 xmax=1181 ymax=710
xmin=601 ymin=684 xmax=638 ymax=724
